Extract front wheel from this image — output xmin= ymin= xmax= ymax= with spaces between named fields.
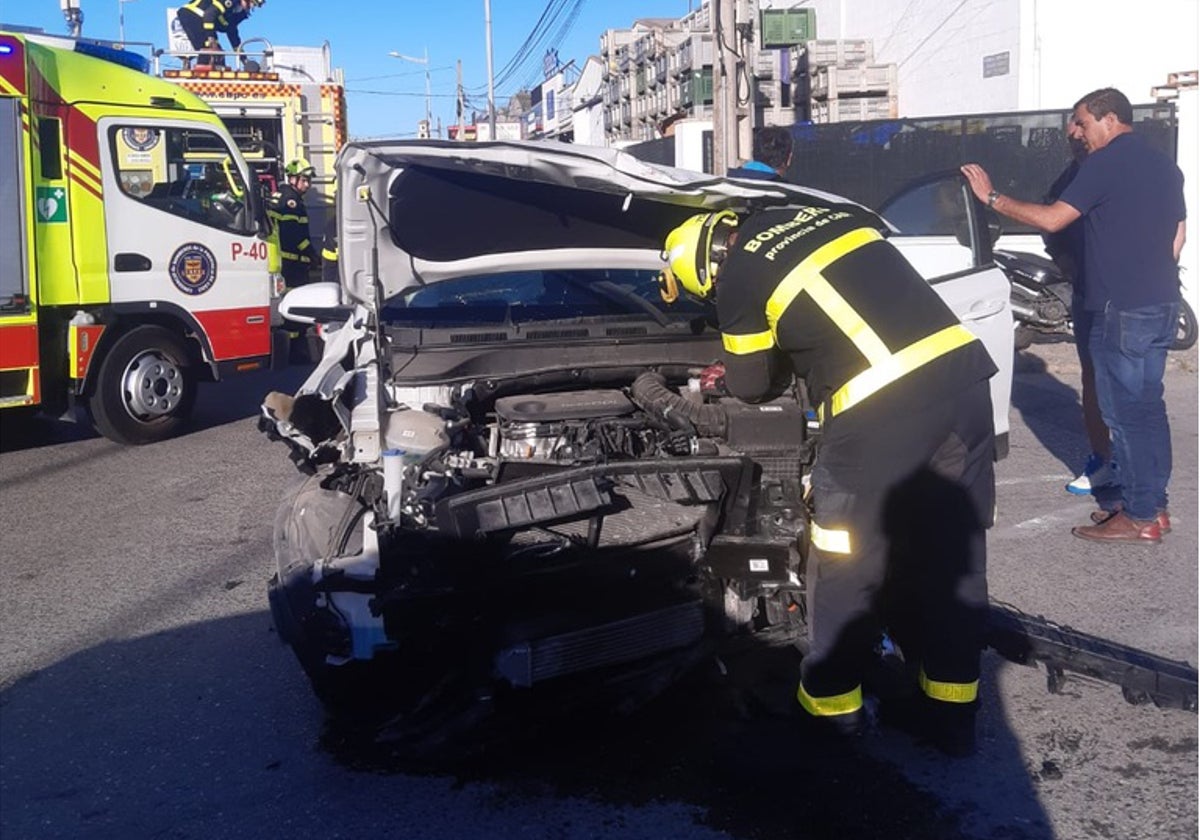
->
xmin=89 ymin=326 xmax=197 ymax=445
xmin=1173 ymin=298 xmax=1197 ymax=351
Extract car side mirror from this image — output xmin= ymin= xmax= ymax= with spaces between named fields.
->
xmin=279 ymin=282 xmax=353 ymax=324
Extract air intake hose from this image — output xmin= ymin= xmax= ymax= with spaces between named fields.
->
xmin=630 ymin=372 xmax=727 ymax=438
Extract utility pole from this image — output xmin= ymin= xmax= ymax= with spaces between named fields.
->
xmin=736 ymin=9 xmax=753 ymax=164
xmin=712 ymin=0 xmax=725 ymax=174
xmin=423 ymin=47 xmax=432 ymax=133
xmin=457 ymin=59 xmax=466 ymax=141
xmin=485 ymin=0 xmax=496 ymax=140
xmin=712 ymin=0 xmax=740 ymax=174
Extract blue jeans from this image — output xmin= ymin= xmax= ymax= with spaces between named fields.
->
xmin=1088 ymin=301 xmax=1178 ymax=520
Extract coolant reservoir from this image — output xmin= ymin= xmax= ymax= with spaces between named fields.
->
xmin=382 ymin=406 xmax=449 ymax=461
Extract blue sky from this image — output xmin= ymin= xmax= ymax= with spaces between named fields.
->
xmin=7 ymin=1 xmax=696 ymax=138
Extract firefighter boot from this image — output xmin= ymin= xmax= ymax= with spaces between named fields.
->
xmin=920 ymin=696 xmax=978 ymax=758
xmin=794 ymin=681 xmax=869 ymax=741
xmin=882 ymin=694 xmax=977 ymax=758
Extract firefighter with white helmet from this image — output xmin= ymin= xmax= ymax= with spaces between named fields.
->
xmin=268 ymin=158 xmax=318 ymax=289
xmin=661 ymin=201 xmax=998 ymax=756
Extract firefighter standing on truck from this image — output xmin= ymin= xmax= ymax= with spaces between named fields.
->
xmin=660 ymin=202 xmax=998 ymax=757
xmin=269 ymin=158 xmax=318 ymax=289
xmin=176 ymin=0 xmax=264 ymax=68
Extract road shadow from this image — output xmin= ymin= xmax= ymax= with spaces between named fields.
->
xmin=0 ymin=607 xmax=1053 ymax=840
xmin=1009 ymin=339 xmax=1088 ymax=477
xmin=356 ymin=642 xmax=1053 ymax=840
xmin=0 ymin=363 xmax=311 ymax=455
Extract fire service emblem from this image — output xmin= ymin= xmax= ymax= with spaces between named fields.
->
xmin=169 ymin=243 xmax=217 ymax=295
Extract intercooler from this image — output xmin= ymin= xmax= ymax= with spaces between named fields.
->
xmin=493 ymin=600 xmax=705 ymax=688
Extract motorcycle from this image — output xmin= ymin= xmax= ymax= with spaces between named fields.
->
xmin=994 ymin=249 xmax=1198 ymax=351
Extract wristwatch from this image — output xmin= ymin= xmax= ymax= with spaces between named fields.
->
xmin=987 ymin=190 xmax=1001 ymax=208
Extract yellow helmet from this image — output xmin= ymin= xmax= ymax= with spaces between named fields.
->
xmin=659 ymin=210 xmax=739 ymax=302
xmin=285 ymin=157 xmax=315 ymax=178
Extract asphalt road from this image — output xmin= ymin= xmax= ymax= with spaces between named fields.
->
xmin=1 ymin=342 xmax=1196 ymax=840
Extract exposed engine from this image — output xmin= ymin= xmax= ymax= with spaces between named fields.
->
xmin=268 ymin=369 xmax=817 ymax=744
xmin=375 ymin=372 xmax=815 ymax=545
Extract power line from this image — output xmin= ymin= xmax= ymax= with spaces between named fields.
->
xmin=517 ymin=0 xmax=585 ymax=91
xmin=491 ymin=0 xmax=570 ymax=87
xmin=471 ymin=0 xmax=584 ymax=94
xmin=346 ymin=66 xmax=456 ymax=83
xmin=346 ymin=89 xmax=461 ymax=98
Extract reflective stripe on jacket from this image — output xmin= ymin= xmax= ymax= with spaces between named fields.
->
xmin=716 ymin=205 xmax=996 ymax=416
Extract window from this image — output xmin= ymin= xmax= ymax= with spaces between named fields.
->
xmin=881 ymin=179 xmax=972 ymax=240
xmin=37 ymin=117 xmax=63 ymax=180
xmin=877 ymin=175 xmax=986 ymax=279
xmin=383 ymin=268 xmax=704 ymax=325
xmin=108 ymin=125 xmax=251 ymax=234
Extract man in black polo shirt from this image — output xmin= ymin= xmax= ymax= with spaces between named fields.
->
xmin=963 ymin=87 xmax=1186 ymax=545
xmin=660 ymin=203 xmax=998 ymax=756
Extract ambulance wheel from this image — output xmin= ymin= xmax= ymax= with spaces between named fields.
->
xmin=90 ymin=326 xmax=197 ymax=445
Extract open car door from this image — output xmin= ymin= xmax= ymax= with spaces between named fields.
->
xmin=880 ymin=171 xmax=1014 ymax=457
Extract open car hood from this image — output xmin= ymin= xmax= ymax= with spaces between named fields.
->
xmin=334 ymin=139 xmax=884 ymax=306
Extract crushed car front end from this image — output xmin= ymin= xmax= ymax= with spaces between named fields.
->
xmin=260 ymin=139 xmax=1015 ymax=746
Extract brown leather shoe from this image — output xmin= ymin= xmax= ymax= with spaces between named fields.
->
xmin=1073 ymin=511 xmax=1162 ymax=544
xmin=1158 ymin=510 xmax=1172 ymax=534
xmin=1089 ymin=508 xmax=1171 ymax=534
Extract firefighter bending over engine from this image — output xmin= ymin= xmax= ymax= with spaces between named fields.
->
xmin=269 ymin=158 xmax=318 ymax=289
xmin=176 ymin=0 xmax=264 ymax=69
xmin=660 ymin=203 xmax=998 ymax=757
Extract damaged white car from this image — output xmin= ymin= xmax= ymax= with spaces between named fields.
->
xmin=260 ymin=140 xmax=1193 ymax=751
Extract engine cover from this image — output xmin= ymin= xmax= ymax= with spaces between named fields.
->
xmin=495 ymin=389 xmax=635 ymax=422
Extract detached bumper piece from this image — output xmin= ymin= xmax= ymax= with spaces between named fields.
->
xmin=987 ymin=602 xmax=1199 ymax=712
xmin=495 ymin=600 xmax=706 ymax=688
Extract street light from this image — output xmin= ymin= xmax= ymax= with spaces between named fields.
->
xmin=118 ymin=0 xmax=137 ymax=43
xmin=388 ymin=48 xmax=432 ymax=136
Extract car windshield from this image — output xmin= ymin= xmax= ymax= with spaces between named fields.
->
xmin=380 ymin=268 xmax=706 ymax=326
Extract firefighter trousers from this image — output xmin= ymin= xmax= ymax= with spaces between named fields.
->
xmin=798 ymin=377 xmax=995 ymax=719
xmin=281 ymin=259 xmax=312 ymax=290
xmin=177 ymin=11 xmax=217 ymax=63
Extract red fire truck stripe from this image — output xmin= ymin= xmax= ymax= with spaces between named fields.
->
xmin=0 ymin=324 xmax=39 ymax=369
xmin=193 ymin=307 xmax=272 ymax=360
xmin=0 ymin=36 xmax=26 ymax=96
xmin=22 ymin=57 xmax=103 ymax=173
xmin=66 ymin=113 xmax=101 ymax=172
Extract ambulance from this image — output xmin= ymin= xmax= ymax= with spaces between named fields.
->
xmin=0 ymin=30 xmax=285 ymax=444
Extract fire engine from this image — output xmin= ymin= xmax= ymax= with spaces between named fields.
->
xmin=0 ymin=30 xmax=285 ymax=444
xmin=162 ymin=53 xmax=346 ymax=195
xmin=160 ymin=10 xmax=347 ymax=234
